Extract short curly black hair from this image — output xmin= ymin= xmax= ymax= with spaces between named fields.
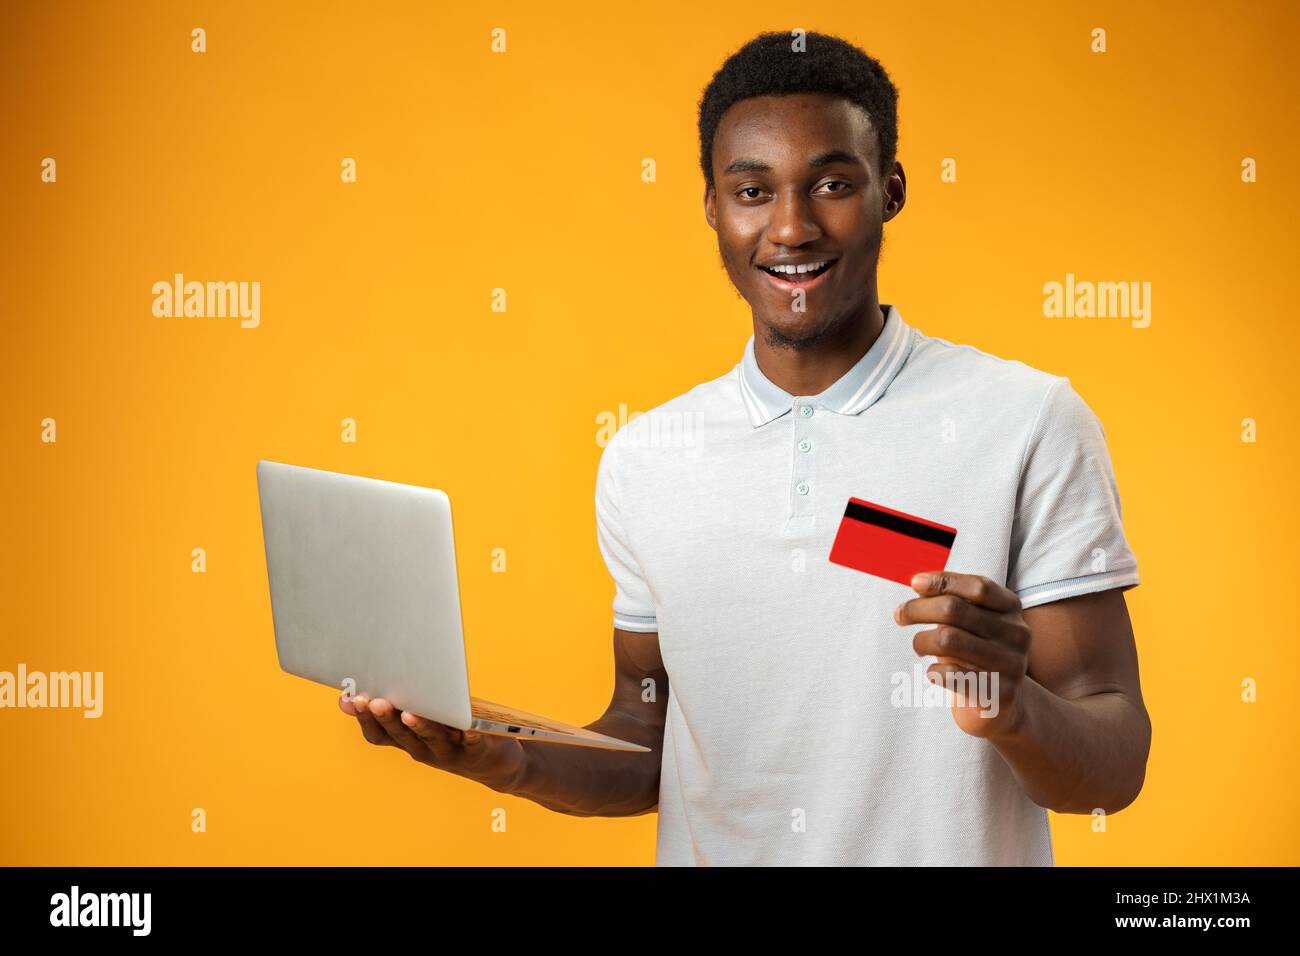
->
xmin=697 ymin=31 xmax=899 ymax=192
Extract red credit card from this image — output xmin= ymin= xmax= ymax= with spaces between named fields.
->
xmin=828 ymin=497 xmax=957 ymax=586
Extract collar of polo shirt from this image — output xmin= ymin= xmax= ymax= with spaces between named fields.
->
xmin=736 ymin=303 xmax=917 ymax=428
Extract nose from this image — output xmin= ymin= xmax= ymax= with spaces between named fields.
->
xmin=765 ymin=190 xmax=822 ymax=248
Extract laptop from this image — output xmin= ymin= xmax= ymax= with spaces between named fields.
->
xmin=255 ymin=460 xmax=650 ymax=752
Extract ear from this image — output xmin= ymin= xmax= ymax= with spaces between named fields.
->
xmin=882 ymin=161 xmax=907 ymax=223
xmin=704 ymin=185 xmax=718 ymax=231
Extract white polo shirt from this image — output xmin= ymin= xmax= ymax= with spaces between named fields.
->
xmin=594 ymin=304 xmax=1140 ymax=866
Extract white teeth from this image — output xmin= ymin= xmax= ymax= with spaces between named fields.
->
xmin=765 ymin=260 xmax=828 ymax=275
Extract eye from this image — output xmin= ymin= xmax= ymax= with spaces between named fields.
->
xmin=737 ymin=186 xmax=765 ymax=201
xmin=817 ymin=180 xmax=852 ymax=195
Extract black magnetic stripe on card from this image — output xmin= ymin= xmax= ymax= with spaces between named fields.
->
xmin=843 ymin=501 xmax=956 ymax=548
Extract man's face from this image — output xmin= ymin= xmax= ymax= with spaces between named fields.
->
xmin=705 ymin=92 xmax=905 ymax=350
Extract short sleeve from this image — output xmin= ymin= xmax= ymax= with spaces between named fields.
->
xmin=595 ymin=434 xmax=659 ymax=632
xmin=1007 ymin=377 xmax=1140 ymax=609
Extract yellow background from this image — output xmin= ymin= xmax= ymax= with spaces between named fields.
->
xmin=2 ymin=0 xmax=1297 ymax=865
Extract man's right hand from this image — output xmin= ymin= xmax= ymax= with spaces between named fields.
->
xmin=339 ymin=693 xmax=527 ymax=794
xmin=336 ymin=629 xmax=666 ymax=817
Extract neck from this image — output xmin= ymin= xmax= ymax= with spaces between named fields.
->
xmin=753 ymin=298 xmax=887 ymax=397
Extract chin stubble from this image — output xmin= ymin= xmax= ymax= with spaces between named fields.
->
xmin=761 ymin=315 xmax=844 ymax=353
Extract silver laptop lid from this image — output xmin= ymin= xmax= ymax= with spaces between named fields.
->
xmin=256 ymin=460 xmax=474 ymax=729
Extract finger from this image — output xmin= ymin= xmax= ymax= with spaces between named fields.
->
xmin=909 ymin=572 xmax=1021 ymax=613
xmin=339 ymin=693 xmax=358 ymax=716
xmin=926 ymin=661 xmax=997 ymax=703
xmin=368 ymin=698 xmax=432 ymax=758
xmin=896 ymin=592 xmax=1014 ymax=642
xmin=351 ymin=695 xmax=396 ymax=747
xmin=401 ymin=712 xmax=467 ymax=764
xmin=913 ymin=625 xmax=1018 ymax=671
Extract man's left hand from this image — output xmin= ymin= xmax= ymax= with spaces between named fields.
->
xmin=894 ymin=571 xmax=1031 ymax=739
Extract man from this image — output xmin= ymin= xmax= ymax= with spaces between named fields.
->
xmin=340 ymin=30 xmax=1150 ymax=866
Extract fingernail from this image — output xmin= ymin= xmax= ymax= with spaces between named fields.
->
xmin=911 ymin=573 xmax=929 ymax=590
xmin=894 ymin=602 xmax=905 ymax=622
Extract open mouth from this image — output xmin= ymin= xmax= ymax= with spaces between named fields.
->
xmin=757 ymin=258 xmax=839 ymax=288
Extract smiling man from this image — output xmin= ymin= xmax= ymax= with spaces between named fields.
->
xmin=342 ymin=30 xmax=1151 ymax=867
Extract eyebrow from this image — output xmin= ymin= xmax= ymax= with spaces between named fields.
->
xmin=722 ymin=149 xmax=865 ymax=176
xmin=810 ymin=149 xmax=865 ymax=169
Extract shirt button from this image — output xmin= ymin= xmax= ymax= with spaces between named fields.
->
xmin=795 ymin=480 xmax=810 ymax=496
xmin=800 ymin=405 xmax=814 ymax=418
xmin=798 ymin=438 xmax=812 ymax=453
